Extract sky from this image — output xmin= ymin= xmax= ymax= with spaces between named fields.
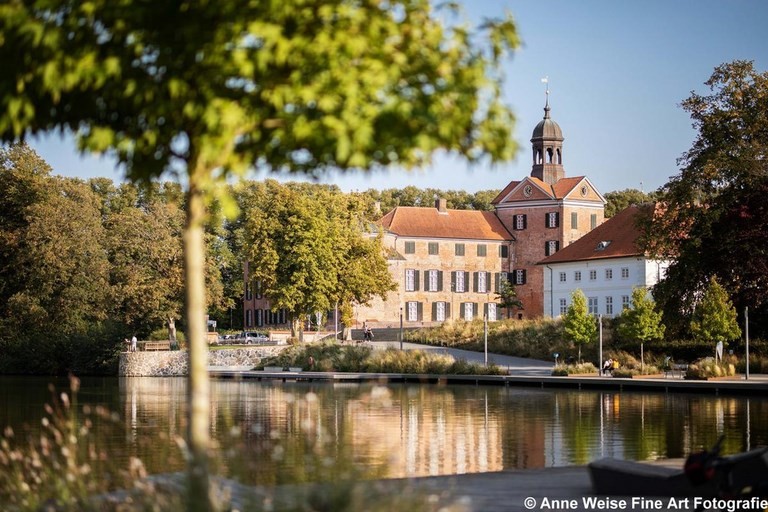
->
xmin=28 ymin=0 xmax=768 ymax=196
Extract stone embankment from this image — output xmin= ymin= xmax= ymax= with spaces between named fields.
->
xmin=119 ymin=347 xmax=287 ymax=376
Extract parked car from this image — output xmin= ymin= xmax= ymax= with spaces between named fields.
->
xmin=240 ymin=331 xmax=270 ymax=344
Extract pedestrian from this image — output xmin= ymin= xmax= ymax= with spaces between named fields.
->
xmin=131 ymin=334 xmax=137 ymax=352
xmin=602 ymin=358 xmax=613 ymax=376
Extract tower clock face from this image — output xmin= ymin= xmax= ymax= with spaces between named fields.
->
xmin=523 ymin=185 xmax=533 ymax=197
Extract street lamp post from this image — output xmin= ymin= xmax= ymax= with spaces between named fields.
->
xmin=399 ymin=306 xmax=404 ymax=350
xmin=483 ymin=312 xmax=488 ymax=367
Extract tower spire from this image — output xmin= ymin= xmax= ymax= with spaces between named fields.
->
xmin=531 ymin=76 xmax=564 ymax=184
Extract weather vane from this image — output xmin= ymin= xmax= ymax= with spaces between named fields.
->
xmin=541 ymin=76 xmax=550 ymax=99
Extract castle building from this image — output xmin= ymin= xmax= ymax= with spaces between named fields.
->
xmin=491 ymin=94 xmax=606 ymax=316
xmin=243 ymin=95 xmax=606 ymax=329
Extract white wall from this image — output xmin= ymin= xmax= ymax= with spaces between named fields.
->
xmin=542 ymin=256 xmax=667 ymax=318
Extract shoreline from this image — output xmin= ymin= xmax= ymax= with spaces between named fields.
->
xmin=209 ymin=367 xmax=768 ymax=395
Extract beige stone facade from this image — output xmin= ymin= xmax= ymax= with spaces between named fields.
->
xmin=354 ymin=227 xmax=513 ymax=328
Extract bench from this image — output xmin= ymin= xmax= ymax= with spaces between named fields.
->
xmin=143 ymin=341 xmax=171 ymax=351
xmin=664 ymin=363 xmax=688 ymax=379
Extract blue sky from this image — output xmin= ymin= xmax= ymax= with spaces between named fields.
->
xmin=29 ymin=0 xmax=768 ymax=195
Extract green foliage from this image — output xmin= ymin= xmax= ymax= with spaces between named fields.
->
xmin=496 ymin=279 xmax=524 ymax=314
xmin=603 ymin=188 xmax=657 ymax=218
xmin=563 ymin=290 xmax=597 ymax=362
xmin=617 ymin=288 xmax=665 ymax=343
xmin=690 ymin=277 xmax=741 ymax=344
xmin=644 ymin=61 xmax=768 ymax=338
xmin=363 ymin=186 xmax=501 ymax=216
xmin=241 ymin=181 xmax=396 ymax=335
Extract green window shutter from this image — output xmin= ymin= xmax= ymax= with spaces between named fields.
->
xmin=473 ymin=272 xmax=479 ymax=292
xmin=438 ymin=270 xmax=444 ymax=291
xmin=432 ymin=301 xmax=438 ymax=321
xmin=414 ymin=270 xmax=420 ymax=291
xmin=473 ymin=302 xmax=479 ymax=319
xmin=446 ymin=302 xmax=451 ymax=319
xmin=417 ymin=302 xmax=423 ymax=321
xmin=450 ymin=271 xmax=456 ymax=291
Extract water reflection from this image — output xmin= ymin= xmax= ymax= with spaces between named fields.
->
xmin=1 ymin=376 xmax=766 ymax=485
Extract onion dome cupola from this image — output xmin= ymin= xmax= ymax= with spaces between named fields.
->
xmin=530 ymin=90 xmax=565 ymax=185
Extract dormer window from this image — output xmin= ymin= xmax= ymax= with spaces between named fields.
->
xmin=595 ymin=240 xmax=612 ymax=251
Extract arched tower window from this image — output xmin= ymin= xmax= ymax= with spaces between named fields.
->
xmin=546 ymin=148 xmax=553 ymax=163
xmin=557 ymin=148 xmax=562 ymax=164
xmin=535 ymin=149 xmax=543 ymax=164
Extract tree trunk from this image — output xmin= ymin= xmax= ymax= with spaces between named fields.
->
xmin=184 ymin=167 xmax=212 ymax=511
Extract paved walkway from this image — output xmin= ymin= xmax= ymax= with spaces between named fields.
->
xmin=368 ymin=340 xmax=555 ymax=376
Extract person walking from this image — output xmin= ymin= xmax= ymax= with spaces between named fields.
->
xmin=130 ymin=335 xmax=137 ymax=352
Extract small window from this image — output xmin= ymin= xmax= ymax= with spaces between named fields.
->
xmin=590 ymin=214 xmax=598 ymax=230
xmin=546 ymin=212 xmax=559 ymax=228
xmin=405 ymin=269 xmax=419 ymax=291
xmin=477 ymin=244 xmax=487 ymax=257
xmin=605 ymin=296 xmax=614 ymax=315
xmin=463 ymin=302 xmax=475 ymax=321
xmin=477 ymin=271 xmax=488 ymax=293
xmin=455 ymin=243 xmax=465 ymax=256
xmin=605 ymin=268 xmax=613 ymax=280
xmin=559 ymin=272 xmax=566 ymax=283
xmin=433 ymin=301 xmax=447 ymax=322
xmin=621 ymin=267 xmax=630 ymax=279
xmin=559 ymin=298 xmax=568 ymax=315
xmin=574 ymin=271 xmax=582 ymax=282
xmin=453 ymin=271 xmax=466 ymax=293
xmin=545 ymin=240 xmax=559 ymax=256
xmin=589 ymin=270 xmax=597 ymax=281
xmin=588 ymin=297 xmax=598 ymax=315
xmin=407 ymin=301 xmax=420 ymax=322
xmin=427 ymin=269 xmax=441 ymax=292
xmin=428 ymin=242 xmax=439 ymax=255
xmin=404 ymin=241 xmax=415 ymax=254
xmin=571 ymin=212 xmax=578 ymax=229
xmin=514 ymin=269 xmax=526 ymax=285
xmin=499 ymin=245 xmax=508 ymax=258
xmin=622 ymin=295 xmax=631 ymax=310
xmin=514 ymin=214 xmax=527 ymax=230
xmin=486 ymin=303 xmax=497 ymax=321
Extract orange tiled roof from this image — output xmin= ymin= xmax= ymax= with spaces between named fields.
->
xmin=551 ymin=176 xmax=586 ymax=198
xmin=491 ymin=180 xmax=520 ymax=204
xmin=380 ymin=206 xmax=513 ymax=241
xmin=539 ymin=205 xmax=648 ymax=264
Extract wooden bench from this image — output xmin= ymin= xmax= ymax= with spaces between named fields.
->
xmin=143 ymin=341 xmax=171 ymax=351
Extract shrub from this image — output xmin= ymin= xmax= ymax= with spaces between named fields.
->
xmin=551 ymin=362 xmax=597 ymax=376
xmin=685 ymin=357 xmax=737 ymax=380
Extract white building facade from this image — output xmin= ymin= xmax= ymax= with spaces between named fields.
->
xmin=539 ymin=205 xmax=669 ymax=318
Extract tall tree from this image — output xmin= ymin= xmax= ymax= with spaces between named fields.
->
xmin=563 ymin=289 xmax=597 ymax=363
xmin=1 ymin=2 xmax=519 ymax=507
xmin=642 ymin=61 xmax=768 ymax=337
xmin=616 ymin=287 xmax=665 ymax=369
xmin=690 ymin=276 xmax=741 ymax=347
xmin=242 ymin=181 xmax=395 ymax=338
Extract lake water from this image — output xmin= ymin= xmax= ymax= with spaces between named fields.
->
xmin=1 ymin=376 xmax=766 ymax=485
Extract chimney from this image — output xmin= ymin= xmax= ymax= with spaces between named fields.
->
xmin=435 ymin=198 xmax=447 ymax=213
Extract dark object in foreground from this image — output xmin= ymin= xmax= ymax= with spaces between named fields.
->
xmin=589 ymin=441 xmax=768 ymax=497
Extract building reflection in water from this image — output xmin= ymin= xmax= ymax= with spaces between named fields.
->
xmin=112 ymin=378 xmax=768 ymax=483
